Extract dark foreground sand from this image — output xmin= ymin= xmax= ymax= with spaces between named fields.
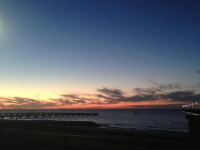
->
xmin=0 ymin=120 xmax=198 ymax=150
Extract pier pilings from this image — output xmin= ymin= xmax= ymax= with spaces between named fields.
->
xmin=0 ymin=112 xmax=98 ymax=120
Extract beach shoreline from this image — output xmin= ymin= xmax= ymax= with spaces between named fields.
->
xmin=1 ymin=120 xmax=198 ymax=150
xmin=0 ymin=120 xmax=188 ymax=141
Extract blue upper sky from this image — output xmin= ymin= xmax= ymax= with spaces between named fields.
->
xmin=0 ymin=0 xmax=200 ymax=109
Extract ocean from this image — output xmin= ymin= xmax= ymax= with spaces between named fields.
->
xmin=0 ymin=109 xmax=188 ymax=132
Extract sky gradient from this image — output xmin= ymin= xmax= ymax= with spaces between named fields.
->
xmin=0 ymin=0 xmax=200 ymax=109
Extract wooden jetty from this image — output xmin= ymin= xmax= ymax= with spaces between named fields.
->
xmin=0 ymin=112 xmax=98 ymax=120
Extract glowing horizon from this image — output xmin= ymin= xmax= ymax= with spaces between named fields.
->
xmin=0 ymin=85 xmax=199 ymax=109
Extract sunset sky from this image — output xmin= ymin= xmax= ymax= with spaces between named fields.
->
xmin=0 ymin=0 xmax=200 ymax=109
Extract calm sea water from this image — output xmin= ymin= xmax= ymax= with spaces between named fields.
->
xmin=0 ymin=109 xmax=188 ymax=132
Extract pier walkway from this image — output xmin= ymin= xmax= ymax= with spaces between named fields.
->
xmin=0 ymin=112 xmax=98 ymax=120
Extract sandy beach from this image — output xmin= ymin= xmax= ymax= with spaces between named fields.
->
xmin=0 ymin=120 xmax=197 ymax=150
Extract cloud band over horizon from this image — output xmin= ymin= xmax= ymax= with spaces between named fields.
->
xmin=1 ymin=83 xmax=200 ymax=109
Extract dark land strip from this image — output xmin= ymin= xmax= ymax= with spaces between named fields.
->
xmin=0 ymin=120 xmax=199 ymax=150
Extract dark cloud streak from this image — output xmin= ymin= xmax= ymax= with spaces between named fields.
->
xmin=97 ymin=88 xmax=124 ymax=98
xmin=0 ymin=97 xmax=59 ymax=109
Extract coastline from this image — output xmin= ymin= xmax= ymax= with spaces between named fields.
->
xmin=0 ymin=119 xmax=188 ymax=141
xmin=1 ymin=120 xmax=198 ymax=150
